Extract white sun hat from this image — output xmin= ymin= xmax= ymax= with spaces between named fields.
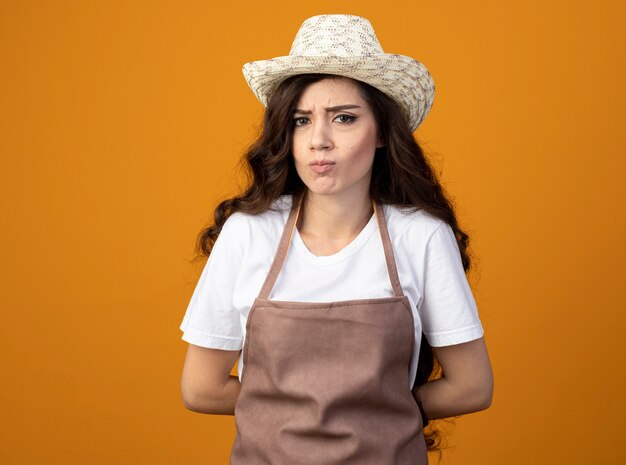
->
xmin=242 ymin=14 xmax=435 ymax=132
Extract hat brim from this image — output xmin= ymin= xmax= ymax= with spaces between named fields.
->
xmin=242 ymin=54 xmax=435 ymax=132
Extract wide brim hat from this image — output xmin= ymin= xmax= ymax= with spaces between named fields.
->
xmin=242 ymin=14 xmax=435 ymax=133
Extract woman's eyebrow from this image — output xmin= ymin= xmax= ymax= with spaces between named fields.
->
xmin=293 ymin=104 xmax=362 ymax=115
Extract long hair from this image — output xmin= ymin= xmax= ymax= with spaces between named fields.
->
xmin=193 ymin=73 xmax=475 ymax=455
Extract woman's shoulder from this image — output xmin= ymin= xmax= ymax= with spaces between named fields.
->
xmin=221 ymin=195 xmax=292 ymax=244
xmin=383 ymin=203 xmax=449 ymax=241
xmin=225 ymin=195 xmax=291 ymax=225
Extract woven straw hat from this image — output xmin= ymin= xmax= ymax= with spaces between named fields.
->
xmin=242 ymin=14 xmax=435 ymax=132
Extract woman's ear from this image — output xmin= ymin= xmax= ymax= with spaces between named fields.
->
xmin=376 ymin=133 xmax=386 ymax=148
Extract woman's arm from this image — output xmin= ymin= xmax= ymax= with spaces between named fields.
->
xmin=180 ymin=344 xmax=242 ymax=415
xmin=412 ymin=336 xmax=494 ymax=421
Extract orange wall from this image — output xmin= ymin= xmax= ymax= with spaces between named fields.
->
xmin=1 ymin=1 xmax=624 ymax=464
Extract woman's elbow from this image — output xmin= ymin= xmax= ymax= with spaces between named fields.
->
xmin=180 ymin=376 xmax=240 ymax=415
xmin=181 ymin=390 xmax=201 ymax=412
xmin=181 ymin=386 xmax=201 ymax=412
xmin=182 ymin=391 xmax=226 ymax=414
xmin=180 ymin=381 xmax=219 ymax=413
xmin=477 ymin=391 xmax=493 ymax=411
xmin=471 ymin=376 xmax=494 ymax=411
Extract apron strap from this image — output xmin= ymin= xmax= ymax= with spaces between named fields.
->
xmin=257 ymin=193 xmax=404 ymax=299
xmin=257 ymin=193 xmax=303 ymax=300
xmin=373 ymin=201 xmax=404 ymax=297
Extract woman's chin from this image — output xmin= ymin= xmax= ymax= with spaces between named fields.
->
xmin=302 ymin=179 xmax=339 ymax=195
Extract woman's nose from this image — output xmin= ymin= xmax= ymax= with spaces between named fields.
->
xmin=309 ymin=119 xmax=334 ymax=151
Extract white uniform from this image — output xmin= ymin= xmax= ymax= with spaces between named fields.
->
xmin=180 ymin=194 xmax=484 ymax=390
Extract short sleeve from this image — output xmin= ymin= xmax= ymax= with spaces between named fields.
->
xmin=418 ymin=222 xmax=484 ymax=347
xmin=179 ymin=215 xmax=245 ymax=350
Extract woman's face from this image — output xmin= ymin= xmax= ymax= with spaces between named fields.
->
xmin=291 ymin=77 xmax=384 ymax=199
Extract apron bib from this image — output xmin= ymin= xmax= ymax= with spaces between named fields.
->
xmin=230 ymin=193 xmax=428 ymax=464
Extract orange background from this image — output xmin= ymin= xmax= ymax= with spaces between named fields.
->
xmin=1 ymin=1 xmax=625 ymax=464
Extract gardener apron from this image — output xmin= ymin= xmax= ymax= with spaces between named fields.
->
xmin=230 ymin=193 xmax=428 ymax=464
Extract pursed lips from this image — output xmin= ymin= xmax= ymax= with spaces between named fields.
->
xmin=309 ymin=159 xmax=336 ymax=173
xmin=309 ymin=160 xmax=336 ymax=166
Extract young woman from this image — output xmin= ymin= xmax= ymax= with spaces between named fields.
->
xmin=180 ymin=14 xmax=493 ymax=464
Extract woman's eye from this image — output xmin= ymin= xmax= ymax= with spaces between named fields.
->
xmin=335 ymin=114 xmax=356 ymax=123
xmin=293 ymin=117 xmax=309 ymax=127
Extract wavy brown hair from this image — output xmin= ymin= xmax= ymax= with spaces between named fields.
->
xmin=193 ymin=73 xmax=475 ymax=457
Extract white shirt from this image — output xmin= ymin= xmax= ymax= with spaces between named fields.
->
xmin=180 ymin=194 xmax=484 ymax=390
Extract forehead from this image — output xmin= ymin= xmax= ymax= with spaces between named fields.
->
xmin=296 ymin=77 xmax=366 ymax=106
